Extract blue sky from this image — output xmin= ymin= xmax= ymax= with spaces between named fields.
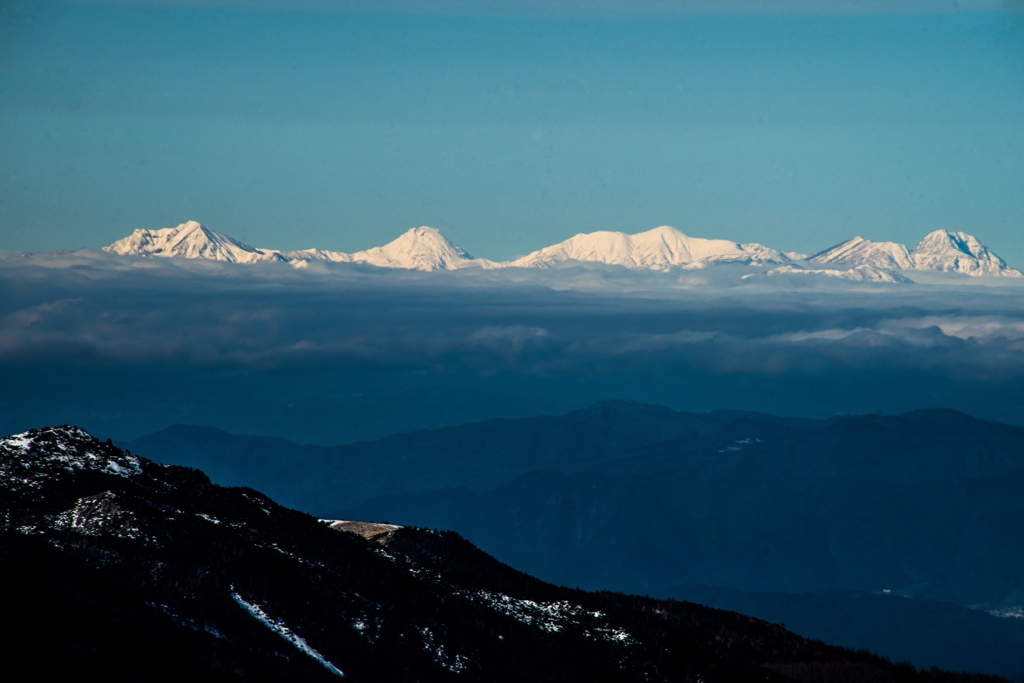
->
xmin=2 ymin=1 xmax=1023 ymax=263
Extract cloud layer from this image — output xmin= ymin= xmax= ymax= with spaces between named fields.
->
xmin=3 ymin=251 xmax=1024 ymax=380
xmin=5 ymin=251 xmax=1024 ymax=442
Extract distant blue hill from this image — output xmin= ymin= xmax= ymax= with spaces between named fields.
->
xmin=126 ymin=401 xmax=1024 ymax=680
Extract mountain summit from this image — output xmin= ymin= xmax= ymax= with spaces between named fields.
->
xmin=106 ymin=222 xmax=487 ymax=271
xmin=910 ymin=229 xmax=1022 ymax=277
xmin=102 ymin=221 xmax=1022 ymax=279
xmin=288 ymin=226 xmax=490 ymax=271
xmin=104 ymin=221 xmax=286 ymax=264
xmin=810 ymin=231 xmax=1021 ymax=278
xmin=510 ymin=225 xmax=791 ymax=270
xmin=348 ymin=226 xmax=479 ymax=270
xmin=809 ymin=236 xmax=913 ymax=271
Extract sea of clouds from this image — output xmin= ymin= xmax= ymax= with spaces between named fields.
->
xmin=3 ymin=250 xmax=1024 ymax=442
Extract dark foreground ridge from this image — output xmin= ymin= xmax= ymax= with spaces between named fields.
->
xmin=0 ymin=426 xmax=1005 ymax=683
xmin=125 ymin=402 xmax=1024 ymax=678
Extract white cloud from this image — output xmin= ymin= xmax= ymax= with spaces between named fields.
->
xmin=3 ymin=252 xmax=1024 ymax=384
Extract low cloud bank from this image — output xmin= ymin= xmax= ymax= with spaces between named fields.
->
xmin=2 ymin=251 xmax=1024 ymax=382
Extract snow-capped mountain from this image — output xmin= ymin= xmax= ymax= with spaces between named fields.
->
xmin=102 ymin=221 xmax=1022 ymax=280
xmin=104 ymin=220 xmax=287 ymax=264
xmin=910 ymin=229 xmax=1022 ymax=277
xmin=352 ymin=226 xmax=493 ymax=270
xmin=286 ymin=226 xmax=492 ymax=271
xmin=105 ymin=222 xmax=489 ymax=271
xmin=810 ymin=231 xmax=1022 ymax=278
xmin=810 ymin=236 xmax=913 ymax=271
xmin=510 ymin=225 xmax=791 ymax=270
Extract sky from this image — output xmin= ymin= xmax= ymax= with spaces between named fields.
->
xmin=2 ymin=0 xmax=1024 ymax=264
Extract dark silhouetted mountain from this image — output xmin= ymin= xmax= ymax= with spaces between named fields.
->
xmin=654 ymin=585 xmax=1024 ymax=682
xmin=4 ymin=425 xmax=1003 ymax=683
xmin=124 ymin=401 xmax=816 ymax=511
xmin=125 ymin=401 xmax=1024 ymax=678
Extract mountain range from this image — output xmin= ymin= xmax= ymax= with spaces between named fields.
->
xmin=123 ymin=401 xmax=1024 ymax=679
xmin=4 ymin=424 xmax=1004 ymax=683
xmin=103 ymin=220 xmax=1023 ymax=280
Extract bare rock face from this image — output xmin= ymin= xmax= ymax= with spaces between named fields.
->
xmin=328 ymin=519 xmax=400 ymax=541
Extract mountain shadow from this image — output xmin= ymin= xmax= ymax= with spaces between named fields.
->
xmin=6 ymin=424 xmax=1013 ymax=682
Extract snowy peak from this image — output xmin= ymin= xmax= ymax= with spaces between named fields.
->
xmin=810 ymin=236 xmax=913 ymax=271
xmin=809 ymin=231 xmax=1020 ymax=278
xmin=101 ymin=222 xmax=1022 ymax=280
xmin=105 ymin=223 xmax=484 ymax=271
xmin=104 ymin=221 xmax=285 ymax=264
xmin=511 ymin=225 xmax=791 ymax=270
xmin=0 ymin=426 xmax=143 ymax=494
xmin=910 ymin=230 xmax=1022 ymax=278
xmin=347 ymin=226 xmax=483 ymax=271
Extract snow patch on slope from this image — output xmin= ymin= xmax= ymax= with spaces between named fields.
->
xmin=745 ymin=264 xmax=915 ymax=284
xmin=232 ymin=591 xmax=345 ymax=677
xmin=461 ymin=588 xmax=635 ymax=644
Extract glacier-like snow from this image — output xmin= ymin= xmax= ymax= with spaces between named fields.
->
xmin=810 ymin=236 xmax=913 ymax=271
xmin=105 ymin=222 xmax=491 ymax=272
xmin=509 ymin=225 xmax=791 ymax=270
xmin=910 ymin=230 xmax=1022 ymax=278
xmin=100 ymin=221 xmax=1022 ymax=281
xmin=104 ymin=221 xmax=287 ymax=264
